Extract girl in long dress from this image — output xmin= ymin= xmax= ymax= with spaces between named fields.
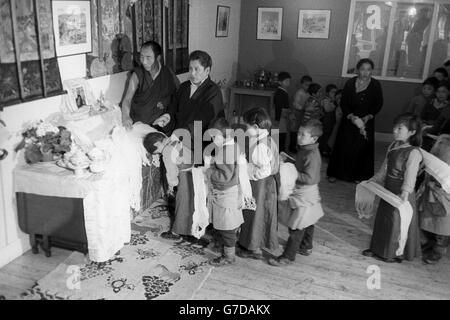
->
xmin=362 ymin=113 xmax=422 ymax=262
xmin=237 ymin=107 xmax=279 ymax=259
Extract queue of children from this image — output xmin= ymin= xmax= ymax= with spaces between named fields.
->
xmin=142 ymin=62 xmax=450 ymax=268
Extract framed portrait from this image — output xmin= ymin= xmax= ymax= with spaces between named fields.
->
xmin=257 ymin=7 xmax=283 ymax=40
xmin=62 ymin=78 xmax=95 ymax=113
xmin=297 ymin=9 xmax=331 ymax=39
xmin=216 ymin=6 xmax=231 ymax=37
xmin=52 ymin=0 xmax=92 ymax=57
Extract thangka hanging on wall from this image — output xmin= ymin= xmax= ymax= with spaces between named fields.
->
xmin=0 ymin=0 xmax=63 ymax=109
xmin=86 ymin=0 xmax=164 ymax=78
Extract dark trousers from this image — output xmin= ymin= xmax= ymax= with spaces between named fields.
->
xmin=279 ymin=133 xmax=287 ymax=152
xmin=299 ymin=225 xmax=314 ymax=250
xmin=283 ymin=225 xmax=315 ymax=261
xmin=167 ymin=188 xmax=177 ymax=229
xmin=319 ymin=112 xmax=336 ymax=154
xmin=216 ymin=228 xmax=238 ymax=247
xmin=422 ymin=229 xmax=450 ymax=257
xmin=289 ymin=132 xmax=298 ymax=153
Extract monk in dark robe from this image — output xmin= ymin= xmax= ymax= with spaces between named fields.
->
xmin=121 ymin=41 xmax=178 ymax=129
xmin=121 ymin=41 xmax=178 ymax=210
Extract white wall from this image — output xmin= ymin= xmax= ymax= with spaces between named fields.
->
xmin=182 ymin=0 xmax=242 ymax=103
xmin=0 ymin=0 xmax=241 ymax=268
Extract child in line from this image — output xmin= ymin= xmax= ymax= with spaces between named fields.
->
xmin=269 ymin=119 xmax=324 ymax=266
xmin=418 ymin=134 xmax=450 ymax=265
xmin=405 ymin=77 xmax=438 ymax=117
xmin=319 ymin=84 xmax=338 ymax=156
xmin=143 ymin=130 xmax=207 ymax=245
xmin=237 ymin=107 xmax=279 ymax=259
xmin=362 ymin=113 xmax=422 ymax=262
xmin=274 ymin=71 xmax=292 ymax=152
xmin=205 ymin=118 xmax=244 ymax=266
xmin=290 ymin=75 xmax=313 ymax=152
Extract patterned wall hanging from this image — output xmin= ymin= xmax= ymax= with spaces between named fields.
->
xmin=86 ymin=0 xmax=164 ymax=78
xmin=0 ymin=0 xmax=64 ymax=110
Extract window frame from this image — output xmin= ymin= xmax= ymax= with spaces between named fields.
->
xmin=342 ymin=0 xmax=449 ymax=83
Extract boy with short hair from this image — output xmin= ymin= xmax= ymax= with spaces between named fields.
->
xmin=269 ymin=119 xmax=325 ymax=266
xmin=405 ymin=77 xmax=439 ymax=116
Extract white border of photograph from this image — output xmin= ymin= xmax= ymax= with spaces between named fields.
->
xmin=62 ymin=78 xmax=95 ymax=113
xmin=52 ymin=0 xmax=92 ymax=57
xmin=297 ymin=9 xmax=331 ymax=39
xmin=256 ymin=7 xmax=283 ymax=41
xmin=216 ymin=5 xmax=231 ymax=37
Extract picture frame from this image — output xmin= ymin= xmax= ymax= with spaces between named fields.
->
xmin=62 ymin=78 xmax=95 ymax=113
xmin=52 ymin=0 xmax=92 ymax=57
xmin=256 ymin=7 xmax=283 ymax=41
xmin=297 ymin=9 xmax=331 ymax=39
xmin=215 ymin=5 xmax=231 ymax=37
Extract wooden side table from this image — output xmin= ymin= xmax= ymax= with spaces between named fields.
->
xmin=228 ymin=87 xmax=275 ymax=123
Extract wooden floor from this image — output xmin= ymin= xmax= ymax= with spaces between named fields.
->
xmin=1 ymin=142 xmax=449 ymax=300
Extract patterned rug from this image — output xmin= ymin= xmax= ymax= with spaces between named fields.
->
xmin=20 ymin=199 xmax=218 ymax=300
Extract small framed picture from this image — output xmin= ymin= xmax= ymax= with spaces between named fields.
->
xmin=297 ymin=9 xmax=331 ymax=39
xmin=216 ymin=6 xmax=231 ymax=37
xmin=257 ymin=7 xmax=283 ymax=41
xmin=52 ymin=0 xmax=92 ymax=57
xmin=63 ymin=78 xmax=95 ymax=113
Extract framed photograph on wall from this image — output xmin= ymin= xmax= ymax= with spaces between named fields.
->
xmin=216 ymin=5 xmax=231 ymax=37
xmin=297 ymin=9 xmax=331 ymax=39
xmin=256 ymin=7 xmax=283 ymax=40
xmin=52 ymin=0 xmax=92 ymax=57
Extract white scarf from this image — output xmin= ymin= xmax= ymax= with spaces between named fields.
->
xmin=238 ymin=153 xmax=256 ymax=210
xmin=355 ymin=181 xmax=413 ymax=256
xmin=191 ymin=167 xmax=210 ymax=239
xmin=419 ymin=147 xmax=450 ymax=194
xmin=278 ymin=161 xmax=298 ymax=201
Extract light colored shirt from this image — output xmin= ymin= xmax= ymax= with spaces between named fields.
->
xmin=190 ymin=77 xmax=207 ymax=98
xmin=247 ymin=130 xmax=273 ymax=180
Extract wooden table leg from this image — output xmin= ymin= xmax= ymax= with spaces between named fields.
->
xmin=30 ymin=234 xmax=39 ymax=254
xmin=42 ymin=235 xmax=51 ymax=257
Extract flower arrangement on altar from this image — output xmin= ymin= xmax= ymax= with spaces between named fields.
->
xmin=17 ymin=120 xmax=72 ymax=164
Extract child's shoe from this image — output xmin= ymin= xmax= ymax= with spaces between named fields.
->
xmin=210 ymin=247 xmax=236 ymax=266
xmin=298 ymin=248 xmax=312 ymax=256
xmin=362 ymin=249 xmax=375 ymax=257
xmin=423 ymin=252 xmax=442 ymax=265
xmin=236 ymin=246 xmax=262 ymax=260
xmin=160 ymin=231 xmax=181 ymax=240
xmin=268 ymin=256 xmax=293 ymax=267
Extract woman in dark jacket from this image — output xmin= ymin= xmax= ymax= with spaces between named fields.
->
xmin=327 ymin=58 xmax=384 ymax=183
